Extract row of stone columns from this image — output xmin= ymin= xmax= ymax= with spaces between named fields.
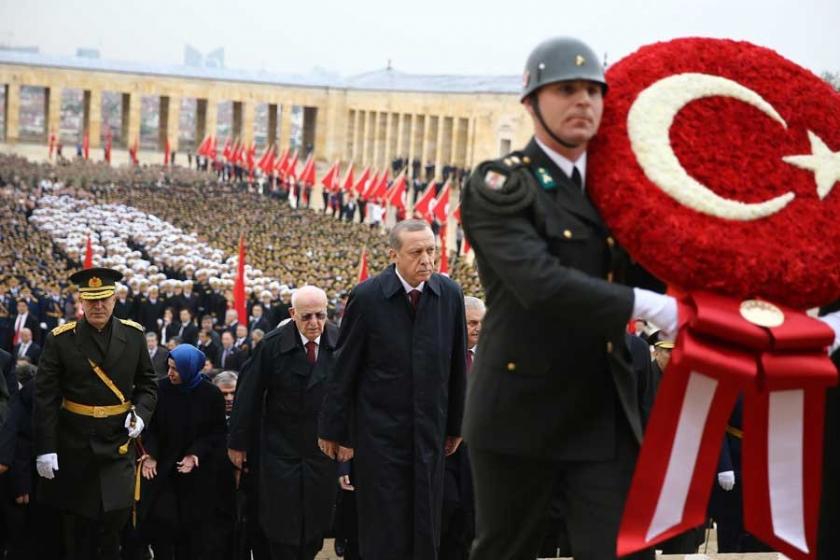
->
xmin=347 ymin=108 xmax=474 ymax=178
xmin=1 ymin=83 xmax=313 ymax=154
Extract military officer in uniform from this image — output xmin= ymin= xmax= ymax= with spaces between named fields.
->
xmin=460 ymin=37 xmax=678 ymax=559
xmin=34 ymin=267 xmax=158 ymax=559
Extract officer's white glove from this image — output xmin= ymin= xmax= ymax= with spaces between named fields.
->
xmin=818 ymin=310 xmax=840 ymax=355
xmin=36 ymin=453 xmax=59 ymax=479
xmin=632 ymin=288 xmax=678 ymax=340
xmin=125 ymin=414 xmax=145 ymax=439
xmin=717 ymin=470 xmax=736 ymax=491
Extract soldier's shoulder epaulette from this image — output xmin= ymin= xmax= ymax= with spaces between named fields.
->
xmin=119 ymin=318 xmax=145 ymax=332
xmin=463 ymin=152 xmax=536 ymax=215
xmin=52 ymin=321 xmax=76 ymax=336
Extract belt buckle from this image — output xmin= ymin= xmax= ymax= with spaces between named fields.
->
xmin=93 ymin=406 xmax=108 ymax=418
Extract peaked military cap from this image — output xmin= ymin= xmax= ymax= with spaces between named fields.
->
xmin=69 ymin=267 xmax=123 ymax=300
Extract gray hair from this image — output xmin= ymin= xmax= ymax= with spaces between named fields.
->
xmin=389 ymin=219 xmax=432 ymax=250
xmin=464 ymin=296 xmax=486 ymax=313
xmin=213 ymin=370 xmax=238 ymax=386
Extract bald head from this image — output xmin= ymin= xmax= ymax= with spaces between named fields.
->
xmin=291 ymin=285 xmax=327 ymax=309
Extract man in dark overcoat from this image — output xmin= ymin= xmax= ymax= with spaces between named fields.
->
xmin=319 ymin=219 xmax=467 ymax=560
xmin=34 ymin=267 xmax=157 ymax=559
xmin=229 ymin=285 xmax=339 ymax=560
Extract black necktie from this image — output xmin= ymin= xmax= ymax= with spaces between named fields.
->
xmin=570 ymin=166 xmax=583 ymax=190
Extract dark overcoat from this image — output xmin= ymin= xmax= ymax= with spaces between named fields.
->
xmin=229 ymin=320 xmax=339 ymax=545
xmin=139 ymin=378 xmax=227 ymax=529
xmin=319 ymin=265 xmax=467 ymax=560
xmin=34 ymin=318 xmax=157 ymax=518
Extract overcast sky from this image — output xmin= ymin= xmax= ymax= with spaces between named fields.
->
xmin=1 ymin=0 xmax=837 ymax=77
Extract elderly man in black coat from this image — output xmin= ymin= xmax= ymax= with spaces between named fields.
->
xmin=319 ymin=219 xmax=468 ymax=560
xmin=228 ymin=285 xmax=339 ymax=560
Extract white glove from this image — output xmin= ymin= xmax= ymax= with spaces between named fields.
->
xmin=36 ymin=453 xmax=59 ymax=479
xmin=818 ymin=310 xmax=840 ymax=355
xmin=717 ymin=470 xmax=736 ymax=491
xmin=632 ymin=288 xmax=678 ymax=340
xmin=125 ymin=414 xmax=145 ymax=439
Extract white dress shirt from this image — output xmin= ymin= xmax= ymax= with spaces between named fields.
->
xmin=299 ymin=332 xmax=322 ymax=360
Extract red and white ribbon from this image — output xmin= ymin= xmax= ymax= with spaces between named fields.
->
xmin=617 ymin=292 xmax=837 ymax=560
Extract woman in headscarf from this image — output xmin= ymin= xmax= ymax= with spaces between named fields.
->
xmin=137 ymin=344 xmax=229 ymax=559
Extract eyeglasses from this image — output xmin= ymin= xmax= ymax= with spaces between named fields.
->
xmin=299 ymin=312 xmax=327 ymax=322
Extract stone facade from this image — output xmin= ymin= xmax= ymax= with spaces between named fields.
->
xmin=0 ymin=62 xmax=532 ymax=177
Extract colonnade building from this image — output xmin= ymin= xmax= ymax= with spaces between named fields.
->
xmin=0 ymin=50 xmax=533 ymax=177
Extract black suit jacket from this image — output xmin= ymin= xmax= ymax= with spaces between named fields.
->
xmin=13 ymin=341 xmax=41 ymax=365
xmin=176 ymin=322 xmax=199 ymax=346
xmin=461 ymin=139 xmax=640 ymax=462
xmin=218 ymin=346 xmax=245 ymax=372
xmin=149 ymin=346 xmax=170 ymax=380
xmin=12 ymin=314 xmax=40 ymax=345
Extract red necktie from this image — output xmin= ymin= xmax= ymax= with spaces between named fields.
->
xmin=466 ymin=349 xmax=474 ymax=372
xmin=408 ymin=290 xmax=421 ymax=310
xmin=13 ymin=315 xmax=23 ymax=346
xmin=305 ymin=341 xmax=317 ymax=364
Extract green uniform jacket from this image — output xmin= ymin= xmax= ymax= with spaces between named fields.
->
xmin=461 ymin=139 xmax=642 ymax=462
xmin=34 ymin=317 xmax=157 ymax=518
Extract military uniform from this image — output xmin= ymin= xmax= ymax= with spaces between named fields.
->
xmin=461 ymin=140 xmax=652 ymax=560
xmin=34 ymin=268 xmax=157 ymax=559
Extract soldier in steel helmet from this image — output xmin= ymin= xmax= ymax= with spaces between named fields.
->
xmin=34 ymin=267 xmax=157 ymax=559
xmin=460 ymin=37 xmax=678 ymax=559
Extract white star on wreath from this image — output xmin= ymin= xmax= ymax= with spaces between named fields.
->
xmin=783 ymin=130 xmax=840 ymax=199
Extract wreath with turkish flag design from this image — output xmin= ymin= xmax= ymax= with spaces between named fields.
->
xmin=588 ymin=37 xmax=840 ymax=309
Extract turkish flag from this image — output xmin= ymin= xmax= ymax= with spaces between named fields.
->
xmin=341 ymin=163 xmax=355 ymax=193
xmin=84 ymin=235 xmax=93 ymax=269
xmin=357 ymin=246 xmax=369 ymax=283
xmin=233 ymin=234 xmax=247 ymax=327
xmin=437 ymin=224 xmax=449 ymax=275
xmin=300 ymin=155 xmax=316 ymax=186
xmin=413 ymin=181 xmax=436 ymax=220
xmin=104 ymin=131 xmax=112 ymax=164
xmin=246 ymin=143 xmax=256 ymax=172
xmin=286 ymin=151 xmax=299 ymax=179
xmin=387 ymin=172 xmax=407 ymax=209
xmin=321 ymin=161 xmax=339 ymax=191
xmin=164 ymin=138 xmax=171 ymax=167
xmin=432 ymin=180 xmax=451 ymax=223
xmin=353 ymin=167 xmax=371 ymax=196
xmin=274 ymin=148 xmax=289 ymax=176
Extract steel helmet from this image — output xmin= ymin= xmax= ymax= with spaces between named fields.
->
xmin=521 ymin=37 xmax=607 ymax=100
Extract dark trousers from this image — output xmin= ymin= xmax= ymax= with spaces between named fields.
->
xmin=268 ymin=538 xmax=322 ymax=560
xmin=439 ymin=502 xmax=472 ymax=560
xmin=469 ymin=419 xmax=654 ymax=560
xmin=62 ymin=507 xmax=130 ymax=560
xmin=334 ymin=489 xmax=361 ymax=560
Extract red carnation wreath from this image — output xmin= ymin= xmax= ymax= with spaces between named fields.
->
xmin=588 ymin=37 xmax=840 ymax=309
